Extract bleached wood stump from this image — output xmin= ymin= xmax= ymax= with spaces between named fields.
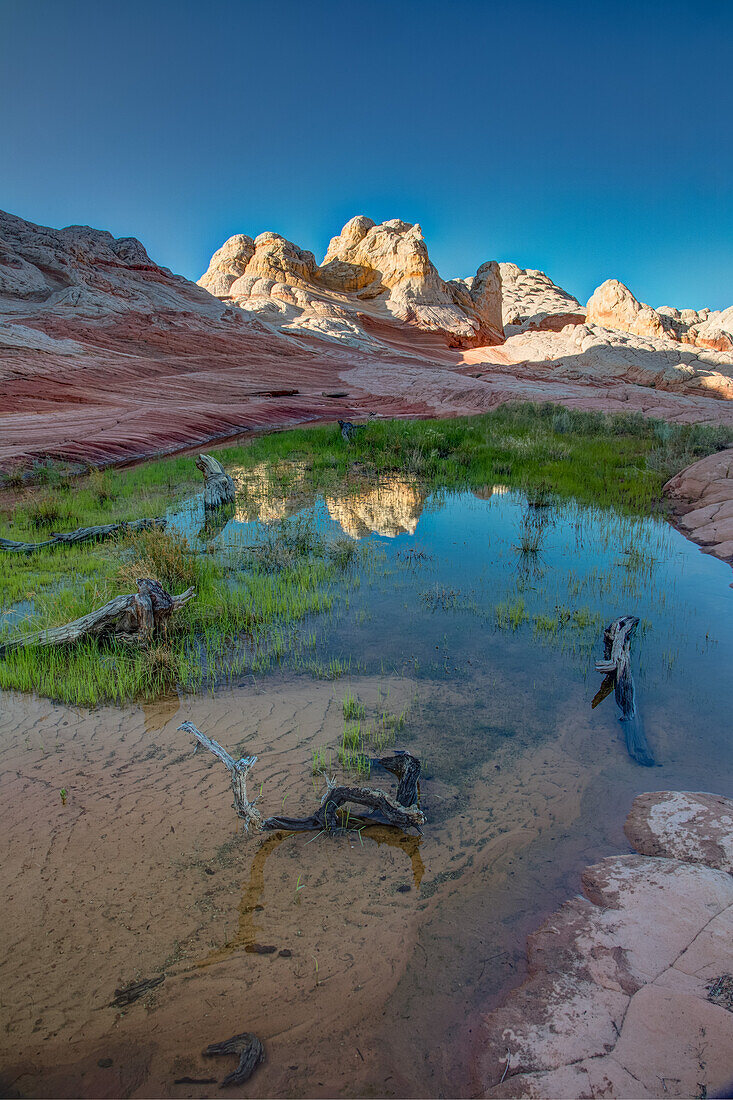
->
xmin=593 ymin=615 xmax=654 ymax=766
xmin=0 ymin=579 xmax=195 ymax=656
xmin=196 ymin=454 xmax=235 ymax=510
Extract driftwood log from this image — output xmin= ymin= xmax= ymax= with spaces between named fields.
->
xmin=0 ymin=579 xmax=195 ymax=656
xmin=178 ymin=723 xmax=425 ymax=834
xmin=0 ymin=517 xmax=166 ymax=555
xmin=111 ymin=974 xmax=165 ymax=1008
xmin=178 ymin=721 xmax=262 ymax=833
xmin=202 ymin=1032 xmax=265 ymax=1087
xmin=593 ymin=615 xmax=655 ymax=767
xmin=196 ymin=454 xmax=235 ymax=510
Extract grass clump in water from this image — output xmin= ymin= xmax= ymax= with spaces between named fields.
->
xmin=342 ymin=689 xmax=366 ymax=720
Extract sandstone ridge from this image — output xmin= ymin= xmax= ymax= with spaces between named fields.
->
xmin=2 ymin=207 xmax=733 ymax=476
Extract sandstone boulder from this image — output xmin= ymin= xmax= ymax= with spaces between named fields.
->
xmin=694 ymin=305 xmax=733 ymax=354
xmin=586 ymin=279 xmax=667 ymax=339
xmin=664 ymin=448 xmax=733 ymax=562
xmin=625 ymin=791 xmax=733 ymax=871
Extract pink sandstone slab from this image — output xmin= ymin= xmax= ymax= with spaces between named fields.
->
xmin=475 ymin=792 xmax=733 ymax=1099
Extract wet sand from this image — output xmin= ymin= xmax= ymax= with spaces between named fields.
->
xmin=0 ymin=668 xmax=626 ymax=1099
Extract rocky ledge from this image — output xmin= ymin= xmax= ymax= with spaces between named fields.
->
xmin=475 ymin=790 xmax=733 ymax=1099
xmin=665 ymin=449 xmax=733 ymax=566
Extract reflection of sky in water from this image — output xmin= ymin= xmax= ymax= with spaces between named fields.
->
xmin=167 ymin=473 xmax=730 ymax=792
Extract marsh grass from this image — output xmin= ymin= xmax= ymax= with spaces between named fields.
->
xmin=335 ymin=688 xmax=410 ymax=775
xmin=342 ymin=689 xmax=366 ymax=720
xmin=2 ymin=401 xmax=730 ymax=705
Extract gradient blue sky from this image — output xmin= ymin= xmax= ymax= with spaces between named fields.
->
xmin=1 ymin=0 xmax=731 ymax=309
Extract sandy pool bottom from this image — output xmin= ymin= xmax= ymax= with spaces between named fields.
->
xmin=0 ymin=672 xmax=668 ymax=1099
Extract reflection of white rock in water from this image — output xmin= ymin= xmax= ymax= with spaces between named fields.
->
xmin=326 ymin=477 xmax=425 ymax=538
xmin=231 ymin=462 xmax=310 ymax=523
xmin=472 ymin=484 xmax=510 ymax=501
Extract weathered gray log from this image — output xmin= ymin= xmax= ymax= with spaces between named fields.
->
xmin=594 ymin=615 xmax=655 ymax=767
xmin=202 ymin=1032 xmax=264 ymax=1087
xmin=0 ymin=517 xmax=166 ymax=554
xmin=0 ymin=579 xmax=195 ymax=656
xmin=178 ymin=722 xmax=425 ymax=834
xmin=111 ymin=974 xmax=164 ymax=1007
xmin=178 ymin=721 xmax=262 ymax=833
xmin=196 ymin=454 xmax=235 ymax=509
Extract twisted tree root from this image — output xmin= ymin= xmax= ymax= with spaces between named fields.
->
xmin=178 ymin=723 xmax=425 ymax=834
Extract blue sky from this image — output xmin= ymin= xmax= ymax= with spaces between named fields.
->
xmin=1 ymin=0 xmax=731 ymax=309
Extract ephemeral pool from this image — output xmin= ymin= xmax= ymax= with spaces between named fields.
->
xmin=1 ymin=474 xmax=731 ymax=1097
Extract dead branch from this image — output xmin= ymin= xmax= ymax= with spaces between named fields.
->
xmin=111 ymin=974 xmax=164 ymax=1007
xmin=0 ymin=517 xmax=166 ymax=554
xmin=196 ymin=453 xmax=235 ymax=510
xmin=594 ymin=615 xmax=654 ymax=767
xmin=178 ymin=723 xmax=425 ymax=834
xmin=202 ymin=1032 xmax=264 ymax=1087
xmin=0 ymin=579 xmax=195 ymax=657
xmin=178 ymin=722 xmax=262 ymax=833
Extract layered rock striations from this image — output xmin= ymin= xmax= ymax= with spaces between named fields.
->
xmin=2 ymin=206 xmax=733 ymax=475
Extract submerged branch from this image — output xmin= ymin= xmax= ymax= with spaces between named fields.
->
xmin=593 ymin=615 xmax=654 ymax=767
xmin=179 ymin=723 xmax=425 ymax=834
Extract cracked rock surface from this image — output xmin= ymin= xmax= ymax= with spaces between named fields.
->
xmin=476 ymin=791 xmax=733 ymax=1099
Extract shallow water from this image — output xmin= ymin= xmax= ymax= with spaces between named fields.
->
xmin=1 ymin=475 xmax=732 ymax=1098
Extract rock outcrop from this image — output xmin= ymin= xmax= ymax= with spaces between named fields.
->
xmin=199 ymin=216 xmax=504 ymax=350
xmin=475 ymin=791 xmax=733 ymax=1099
xmin=499 ymin=263 xmax=586 ymax=333
xmin=0 ymin=209 xmax=224 ymax=319
xmin=587 ymin=278 xmax=733 ymax=356
xmin=624 ymin=791 xmax=733 ymax=871
xmin=586 ymin=279 xmax=667 ymax=339
xmin=664 ymin=448 xmax=733 ymax=563
xmin=1 ymin=206 xmax=732 ymax=476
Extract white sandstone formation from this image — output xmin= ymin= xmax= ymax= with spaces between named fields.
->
xmin=199 ymin=216 xmax=504 ymax=350
xmin=499 ymin=263 xmax=586 ymax=333
xmin=587 ymin=278 xmax=733 ymax=355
